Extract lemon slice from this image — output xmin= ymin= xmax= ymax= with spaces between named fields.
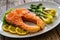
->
xmin=2 ymin=24 xmax=9 ymax=31
xmin=8 ymin=25 xmax=16 ymax=34
xmin=16 ymin=27 xmax=27 ymax=35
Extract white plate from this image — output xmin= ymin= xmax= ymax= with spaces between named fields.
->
xmin=0 ymin=1 xmax=60 ymax=38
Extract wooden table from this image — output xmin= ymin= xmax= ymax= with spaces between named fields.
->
xmin=0 ymin=0 xmax=60 ymax=40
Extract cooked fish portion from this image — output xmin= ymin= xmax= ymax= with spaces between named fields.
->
xmin=6 ymin=8 xmax=44 ymax=32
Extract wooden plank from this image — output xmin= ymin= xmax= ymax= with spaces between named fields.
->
xmin=24 ymin=0 xmax=32 ymax=3
xmin=43 ymin=0 xmax=54 ymax=1
xmin=24 ymin=0 xmax=42 ymax=3
xmin=55 ymin=24 xmax=60 ymax=36
xmin=54 ymin=0 xmax=60 ymax=6
xmin=0 ymin=0 xmax=6 ymax=6
xmin=0 ymin=0 xmax=6 ymax=40
xmin=6 ymin=0 xmax=24 ymax=9
xmin=0 ymin=35 xmax=6 ymax=40
xmin=31 ymin=0 xmax=40 ymax=2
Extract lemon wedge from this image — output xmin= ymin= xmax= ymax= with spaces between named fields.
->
xmin=8 ymin=25 xmax=16 ymax=34
xmin=16 ymin=27 xmax=27 ymax=35
xmin=2 ymin=24 xmax=9 ymax=31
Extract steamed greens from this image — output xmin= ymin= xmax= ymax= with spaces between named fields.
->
xmin=3 ymin=8 xmax=14 ymax=25
xmin=28 ymin=3 xmax=56 ymax=24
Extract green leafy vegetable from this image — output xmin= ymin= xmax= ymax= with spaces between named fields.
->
xmin=3 ymin=8 xmax=14 ymax=25
xmin=28 ymin=3 xmax=56 ymax=24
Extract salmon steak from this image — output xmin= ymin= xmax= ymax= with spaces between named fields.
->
xmin=6 ymin=8 xmax=44 ymax=32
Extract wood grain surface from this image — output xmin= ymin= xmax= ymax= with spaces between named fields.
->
xmin=0 ymin=0 xmax=60 ymax=40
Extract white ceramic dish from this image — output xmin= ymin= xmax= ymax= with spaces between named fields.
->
xmin=0 ymin=1 xmax=60 ymax=38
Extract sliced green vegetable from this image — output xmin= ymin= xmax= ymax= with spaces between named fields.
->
xmin=30 ymin=4 xmax=37 ymax=9
xmin=40 ymin=15 xmax=53 ymax=24
xmin=48 ymin=9 xmax=56 ymax=17
xmin=28 ymin=3 xmax=56 ymax=24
